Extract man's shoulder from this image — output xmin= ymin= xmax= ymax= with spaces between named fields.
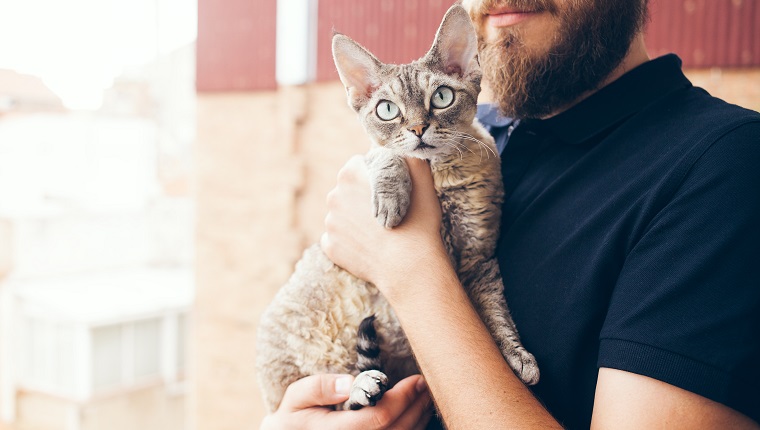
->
xmin=629 ymin=84 xmax=759 ymax=156
xmin=659 ymin=85 xmax=760 ymax=133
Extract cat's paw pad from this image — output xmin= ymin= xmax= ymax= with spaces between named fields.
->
xmin=373 ymin=193 xmax=409 ymax=229
xmin=507 ymin=347 xmax=540 ymax=386
xmin=347 ymin=370 xmax=389 ymax=410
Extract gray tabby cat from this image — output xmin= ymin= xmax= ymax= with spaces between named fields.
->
xmin=256 ymin=4 xmax=538 ymax=413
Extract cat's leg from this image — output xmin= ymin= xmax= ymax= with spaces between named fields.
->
xmin=462 ymin=258 xmax=540 ymax=385
xmin=346 ymin=315 xmax=390 ymax=410
xmin=347 ymin=369 xmax=390 ymax=410
xmin=365 ymin=148 xmax=411 ymax=229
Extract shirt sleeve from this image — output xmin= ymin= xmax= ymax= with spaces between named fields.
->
xmin=597 ymin=121 xmax=760 ymax=422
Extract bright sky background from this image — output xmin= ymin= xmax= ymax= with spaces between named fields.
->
xmin=0 ymin=0 xmax=197 ymax=110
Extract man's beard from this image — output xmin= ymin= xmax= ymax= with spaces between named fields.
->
xmin=474 ymin=0 xmax=648 ymax=119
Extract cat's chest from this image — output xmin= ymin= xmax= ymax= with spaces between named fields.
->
xmin=433 ymin=168 xmax=480 ymax=227
xmin=434 ymin=173 xmax=480 ymax=240
xmin=431 ymin=161 xmax=502 ymax=268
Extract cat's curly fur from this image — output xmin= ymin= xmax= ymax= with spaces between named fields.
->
xmin=257 ymin=4 xmax=538 ymax=413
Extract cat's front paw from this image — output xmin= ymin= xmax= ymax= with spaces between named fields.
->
xmin=373 ymin=191 xmax=409 ymax=229
xmin=506 ymin=347 xmax=540 ymax=386
xmin=347 ymin=370 xmax=389 ymax=410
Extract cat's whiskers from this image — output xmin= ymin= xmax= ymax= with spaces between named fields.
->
xmin=445 ymin=131 xmax=498 ymax=159
xmin=439 ymin=136 xmax=472 ymax=154
xmin=440 ymin=135 xmax=485 ymax=162
xmin=436 ymin=138 xmax=466 ymax=160
xmin=448 ymin=131 xmax=497 ymax=156
xmin=436 ymin=135 xmax=476 ymax=157
xmin=439 ymin=132 xmax=486 ymax=162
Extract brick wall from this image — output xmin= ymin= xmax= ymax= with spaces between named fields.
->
xmin=193 ymin=83 xmax=367 ymax=428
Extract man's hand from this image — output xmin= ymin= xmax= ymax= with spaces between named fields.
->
xmin=321 ymin=155 xmax=449 ymax=303
xmin=260 ymin=374 xmax=433 ymax=430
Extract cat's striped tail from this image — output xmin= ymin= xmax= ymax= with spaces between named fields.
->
xmin=356 ymin=315 xmax=383 ymax=372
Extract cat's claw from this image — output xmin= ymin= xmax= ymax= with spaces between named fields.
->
xmin=507 ymin=347 xmax=540 ymax=386
xmin=347 ymin=370 xmax=389 ymax=410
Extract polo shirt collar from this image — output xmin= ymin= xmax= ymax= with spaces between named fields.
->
xmin=477 ymin=103 xmax=513 ymax=128
xmin=541 ymin=54 xmax=692 ymax=145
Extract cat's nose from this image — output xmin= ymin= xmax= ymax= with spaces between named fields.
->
xmin=407 ymin=123 xmax=429 ymax=137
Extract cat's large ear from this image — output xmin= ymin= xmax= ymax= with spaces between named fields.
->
xmin=424 ymin=4 xmax=479 ymax=79
xmin=332 ymin=34 xmax=383 ymax=108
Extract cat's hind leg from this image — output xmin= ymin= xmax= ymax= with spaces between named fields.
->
xmin=346 ymin=315 xmax=390 ymax=410
xmin=348 ymin=369 xmax=390 ymax=410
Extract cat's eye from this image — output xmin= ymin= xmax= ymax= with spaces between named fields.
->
xmin=431 ymin=86 xmax=454 ymax=109
xmin=376 ymin=100 xmax=400 ymax=121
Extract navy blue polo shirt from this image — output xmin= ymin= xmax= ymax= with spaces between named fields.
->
xmin=473 ymin=54 xmax=760 ymax=428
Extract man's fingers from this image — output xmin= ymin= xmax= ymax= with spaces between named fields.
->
xmin=337 ymin=154 xmax=370 ymax=185
xmin=406 ymin=158 xmax=434 ymax=189
xmin=403 ymin=158 xmax=441 ymax=227
xmin=325 ymin=375 xmax=428 ymax=430
xmin=279 ymin=374 xmax=354 ymax=412
xmin=388 ymin=376 xmax=434 ymax=430
xmin=412 ymin=408 xmax=435 ymax=430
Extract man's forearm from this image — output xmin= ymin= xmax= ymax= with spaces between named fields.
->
xmin=385 ymin=253 xmax=562 ymax=429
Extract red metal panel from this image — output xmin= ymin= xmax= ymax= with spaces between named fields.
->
xmin=194 ymin=0 xmax=759 ymax=90
xmin=196 ymin=0 xmax=277 ymax=92
xmin=317 ymin=0 xmax=759 ymax=82
xmin=739 ymin=0 xmax=756 ymax=65
xmin=646 ymin=0 xmax=664 ymax=59
xmin=696 ymin=0 xmax=712 ymax=65
xmin=646 ymin=0 xmax=760 ymax=68
xmin=316 ymin=0 xmax=454 ymax=81
xmin=755 ymin=1 xmax=760 ymax=65
xmin=717 ymin=0 xmax=731 ymax=65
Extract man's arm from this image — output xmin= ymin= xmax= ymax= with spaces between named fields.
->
xmin=593 ymin=368 xmax=759 ymax=429
xmin=321 ymin=156 xmax=760 ymax=429
xmin=388 ymin=247 xmax=561 ymax=429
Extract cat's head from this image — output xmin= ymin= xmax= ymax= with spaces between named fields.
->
xmin=332 ymin=5 xmax=481 ymax=160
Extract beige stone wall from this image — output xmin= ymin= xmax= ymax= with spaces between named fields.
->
xmin=684 ymin=68 xmax=760 ymax=113
xmin=192 ymin=82 xmax=366 ymax=429
xmin=0 ymin=219 xmax=10 ymax=280
xmin=13 ymin=385 xmax=184 ymax=430
xmin=191 ymin=71 xmax=759 ymax=429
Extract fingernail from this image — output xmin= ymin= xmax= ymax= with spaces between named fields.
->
xmin=335 ymin=375 xmax=352 ymax=396
xmin=415 ymin=376 xmax=427 ymax=394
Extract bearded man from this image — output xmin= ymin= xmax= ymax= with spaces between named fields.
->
xmin=261 ymin=0 xmax=760 ymax=428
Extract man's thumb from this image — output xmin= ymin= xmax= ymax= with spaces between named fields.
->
xmin=279 ymin=374 xmax=354 ymax=411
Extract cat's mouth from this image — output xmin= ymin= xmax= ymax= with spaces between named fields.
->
xmin=415 ymin=141 xmax=436 ymax=151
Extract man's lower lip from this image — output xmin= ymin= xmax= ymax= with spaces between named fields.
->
xmin=487 ymin=12 xmax=536 ymax=27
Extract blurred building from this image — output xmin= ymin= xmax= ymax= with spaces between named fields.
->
xmin=0 ymin=70 xmax=65 ymax=116
xmin=0 ymin=43 xmax=195 ymax=430
xmin=192 ymin=0 xmax=760 ymax=428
